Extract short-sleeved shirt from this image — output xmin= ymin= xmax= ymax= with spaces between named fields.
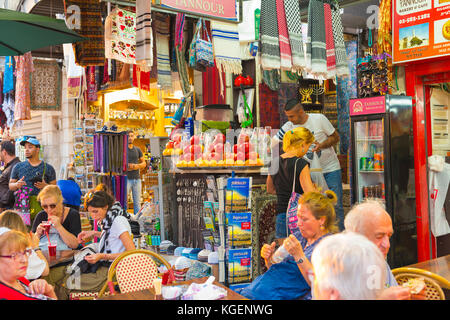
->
xmin=10 ymin=161 xmax=56 ymax=196
xmin=98 ymin=216 xmax=131 ymax=254
xmin=127 ymin=145 xmax=143 ymax=180
xmin=276 ymin=114 xmax=340 ymax=173
xmin=271 ymin=156 xmax=309 ymax=213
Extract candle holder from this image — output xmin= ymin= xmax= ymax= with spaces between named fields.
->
xmin=312 ymin=84 xmax=324 ymax=105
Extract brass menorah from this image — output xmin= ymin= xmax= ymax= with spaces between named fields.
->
xmin=299 ymin=86 xmax=313 ymax=104
xmin=312 ymin=84 xmax=324 ymax=105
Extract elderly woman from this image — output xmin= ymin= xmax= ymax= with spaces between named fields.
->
xmin=0 ymin=228 xmax=57 ymax=300
xmin=240 ymin=190 xmax=338 ymax=300
xmin=311 ymin=232 xmax=387 ymax=300
xmin=266 ymin=127 xmax=316 ymax=241
xmin=31 ymin=185 xmax=81 ymax=251
xmin=0 ymin=210 xmax=49 ymax=280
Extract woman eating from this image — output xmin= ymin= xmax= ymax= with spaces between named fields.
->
xmin=0 ymin=228 xmax=57 ymax=300
xmin=266 ymin=127 xmax=316 ymax=242
xmin=239 ymin=190 xmax=338 ymax=300
xmin=32 ymin=185 xmax=81 ymax=251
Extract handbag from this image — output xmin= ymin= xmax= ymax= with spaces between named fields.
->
xmin=286 ymin=159 xmax=303 ymax=239
xmin=195 ymin=19 xmax=214 ymax=68
xmin=308 ymin=152 xmax=329 ymax=191
xmin=188 ymin=20 xmax=206 ymax=72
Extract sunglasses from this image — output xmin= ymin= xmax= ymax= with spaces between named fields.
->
xmin=42 ymin=204 xmax=57 ymax=210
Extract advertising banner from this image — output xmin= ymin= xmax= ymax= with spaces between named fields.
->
xmin=349 ymin=96 xmax=386 ymax=116
xmin=159 ymin=0 xmax=238 ymax=21
xmin=393 ymin=0 xmax=450 ymax=64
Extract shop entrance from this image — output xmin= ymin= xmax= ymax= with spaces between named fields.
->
xmin=405 ymin=60 xmax=450 ymax=262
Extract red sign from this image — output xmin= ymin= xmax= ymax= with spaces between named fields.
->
xmin=159 ymin=0 xmax=238 ymax=21
xmin=349 ymin=96 xmax=386 ymax=116
xmin=393 ymin=0 xmax=450 ymax=64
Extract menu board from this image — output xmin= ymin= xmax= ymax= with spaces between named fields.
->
xmin=393 ymin=0 xmax=450 ymax=64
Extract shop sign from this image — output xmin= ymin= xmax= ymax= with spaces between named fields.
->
xmin=393 ymin=0 xmax=450 ymax=64
xmin=159 ymin=0 xmax=238 ymax=21
xmin=349 ymin=96 xmax=386 ymax=116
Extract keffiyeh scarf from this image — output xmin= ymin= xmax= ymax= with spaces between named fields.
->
xmin=154 ymin=13 xmax=172 ymax=90
xmin=324 ymin=2 xmax=336 ymax=78
xmin=135 ymin=0 xmax=153 ymax=71
xmin=260 ymin=0 xmax=280 ymax=70
xmin=276 ymin=0 xmax=292 ymax=70
xmin=331 ymin=1 xmax=350 ymax=77
xmin=99 ymin=202 xmax=131 ymax=253
xmin=306 ymin=0 xmax=327 ymax=78
xmin=284 ymin=0 xmax=306 ymax=72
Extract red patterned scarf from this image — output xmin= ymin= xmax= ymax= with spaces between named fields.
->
xmin=276 ymin=0 xmax=292 ymax=70
xmin=324 ymin=2 xmax=336 ymax=78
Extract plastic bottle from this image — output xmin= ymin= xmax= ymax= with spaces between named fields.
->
xmin=271 ymin=244 xmax=290 ymax=264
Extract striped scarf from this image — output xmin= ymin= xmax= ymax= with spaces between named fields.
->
xmin=306 ymin=0 xmax=327 ymax=78
xmin=276 ymin=0 xmax=292 ymax=70
xmin=324 ymin=2 xmax=336 ymax=78
xmin=331 ymin=1 xmax=350 ymax=77
xmin=154 ymin=13 xmax=172 ymax=90
xmin=260 ymin=0 xmax=280 ymax=70
xmin=99 ymin=202 xmax=131 ymax=253
xmin=284 ymin=0 xmax=306 ymax=72
xmin=135 ymin=0 xmax=153 ymax=71
xmin=211 ymin=20 xmax=242 ymax=96
xmin=175 ymin=13 xmax=191 ymax=96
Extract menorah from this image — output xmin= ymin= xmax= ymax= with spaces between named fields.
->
xmin=312 ymin=84 xmax=324 ymax=105
xmin=299 ymin=86 xmax=313 ymax=104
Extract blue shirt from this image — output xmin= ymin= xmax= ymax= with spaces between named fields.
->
xmin=57 ymin=180 xmax=82 ymax=206
xmin=10 ymin=161 xmax=56 ymax=196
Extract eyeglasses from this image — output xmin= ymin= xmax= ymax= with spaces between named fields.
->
xmin=42 ymin=204 xmax=57 ymax=210
xmin=0 ymin=248 xmax=33 ymax=261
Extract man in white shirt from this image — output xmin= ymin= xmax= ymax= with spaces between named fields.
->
xmin=274 ymin=98 xmax=344 ymax=230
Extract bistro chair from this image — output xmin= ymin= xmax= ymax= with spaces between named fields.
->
xmin=391 ymin=267 xmax=450 ymax=300
xmin=96 ymin=249 xmax=173 ymax=298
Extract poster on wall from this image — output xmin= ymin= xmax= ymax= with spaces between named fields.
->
xmin=393 ymin=0 xmax=450 ymax=64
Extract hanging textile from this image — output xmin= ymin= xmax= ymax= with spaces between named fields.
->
xmin=154 ymin=13 xmax=172 ymax=90
xmin=3 ymin=93 xmax=15 ymax=128
xmin=324 ymin=1 xmax=336 ymax=79
xmin=132 ymin=65 xmax=151 ymax=91
xmin=276 ymin=0 xmax=292 ymax=70
xmin=331 ymin=0 xmax=350 ymax=77
xmin=306 ymin=0 xmax=327 ymax=78
xmin=3 ymin=56 xmax=14 ymax=94
xmin=14 ymin=52 xmax=34 ymax=121
xmin=65 ymin=0 xmax=104 ymax=66
xmin=63 ymin=43 xmax=83 ymax=99
xmin=260 ymin=0 xmax=281 ymax=70
xmin=86 ymin=66 xmax=98 ymax=102
xmin=93 ymin=132 xmax=128 ymax=174
xmin=135 ymin=0 xmax=153 ymax=71
xmin=104 ymin=8 xmax=136 ymax=65
xmin=377 ymin=0 xmax=392 ymax=55
xmin=284 ymin=0 xmax=306 ymax=72
xmin=259 ymin=83 xmax=280 ymax=130
xmin=175 ymin=13 xmax=190 ymax=96
xmin=30 ymin=59 xmax=61 ymax=111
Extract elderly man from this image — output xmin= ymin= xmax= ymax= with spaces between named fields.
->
xmin=311 ymin=232 xmax=387 ymax=300
xmin=344 ymin=199 xmax=426 ymax=300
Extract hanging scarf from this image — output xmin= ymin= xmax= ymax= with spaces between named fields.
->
xmin=260 ymin=0 xmax=281 ymax=70
xmin=306 ymin=0 xmax=327 ymax=78
xmin=3 ymin=56 xmax=14 ymax=94
xmin=324 ymin=2 xmax=336 ymax=79
xmin=210 ymin=20 xmax=243 ymax=97
xmin=276 ymin=0 xmax=292 ymax=70
xmin=154 ymin=13 xmax=172 ymax=90
xmin=104 ymin=8 xmax=136 ymax=65
xmin=136 ymin=0 xmax=153 ymax=71
xmin=331 ymin=1 xmax=350 ymax=77
xmin=99 ymin=202 xmax=131 ymax=253
xmin=86 ymin=66 xmax=97 ymax=101
xmin=284 ymin=0 xmax=306 ymax=72
xmin=175 ymin=13 xmax=191 ymax=96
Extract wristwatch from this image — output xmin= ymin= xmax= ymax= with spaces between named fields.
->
xmin=295 ymin=256 xmax=304 ymax=264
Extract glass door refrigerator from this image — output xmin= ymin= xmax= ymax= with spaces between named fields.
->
xmin=350 ymin=95 xmax=417 ymax=268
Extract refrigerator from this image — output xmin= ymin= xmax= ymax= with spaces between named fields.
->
xmin=350 ymin=95 xmax=417 ymax=268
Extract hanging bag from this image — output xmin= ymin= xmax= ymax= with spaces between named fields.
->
xmin=308 ymin=152 xmax=329 ymax=191
xmin=188 ymin=20 xmax=206 ymax=72
xmin=285 ymin=158 xmax=303 ymax=239
xmin=196 ymin=19 xmax=215 ymax=68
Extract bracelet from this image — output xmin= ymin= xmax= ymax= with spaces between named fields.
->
xmin=33 ymin=248 xmax=42 ymax=252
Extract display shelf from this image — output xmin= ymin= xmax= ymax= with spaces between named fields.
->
xmin=170 ymin=168 xmax=266 ymax=174
xmin=359 ymin=170 xmax=384 ymax=173
xmin=356 ymin=138 xmax=384 ymax=142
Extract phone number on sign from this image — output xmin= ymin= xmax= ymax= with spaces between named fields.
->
xmin=398 ymin=13 xmax=431 ymax=25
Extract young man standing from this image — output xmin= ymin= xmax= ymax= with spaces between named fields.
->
xmin=0 ymin=141 xmax=21 ymax=211
xmin=9 ymin=137 xmax=56 ymax=219
xmin=274 ymin=98 xmax=344 ymax=231
xmin=127 ymin=131 xmax=146 ymax=215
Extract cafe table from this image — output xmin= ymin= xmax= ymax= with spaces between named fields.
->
xmin=404 ymin=254 xmax=450 ymax=287
xmin=98 ymin=277 xmax=247 ymax=300
xmin=42 ymin=249 xmax=77 ymax=267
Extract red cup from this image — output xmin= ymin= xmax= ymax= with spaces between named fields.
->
xmin=48 ymin=244 xmax=57 ymax=257
xmin=42 ymin=221 xmax=51 ymax=234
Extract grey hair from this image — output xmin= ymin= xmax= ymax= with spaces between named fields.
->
xmin=311 ymin=232 xmax=387 ymax=300
xmin=344 ymin=198 xmax=386 ymax=234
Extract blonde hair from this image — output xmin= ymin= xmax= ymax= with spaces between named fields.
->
xmin=0 ymin=210 xmax=28 ymax=234
xmin=0 ymin=230 xmax=30 ymax=255
xmin=298 ymin=190 xmax=339 ymax=234
xmin=282 ymin=127 xmax=315 ymax=153
xmin=37 ymin=185 xmax=63 ymax=204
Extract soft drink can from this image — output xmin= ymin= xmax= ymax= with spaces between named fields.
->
xmin=366 ymin=157 xmax=374 ymax=170
xmin=374 ymin=153 xmax=381 ymax=170
xmin=363 ymin=186 xmax=369 ymax=199
xmin=360 ymin=157 xmax=367 ymax=170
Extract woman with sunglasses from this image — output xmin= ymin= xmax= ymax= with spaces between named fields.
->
xmin=31 ymin=185 xmax=81 ymax=251
xmin=0 ymin=228 xmax=57 ymax=300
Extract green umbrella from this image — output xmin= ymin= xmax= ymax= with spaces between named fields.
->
xmin=0 ymin=8 xmax=85 ymax=56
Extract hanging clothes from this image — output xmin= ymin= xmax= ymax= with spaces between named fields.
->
xmin=260 ymin=0 xmax=281 ymax=70
xmin=86 ymin=67 xmax=98 ymax=102
xmin=14 ymin=52 xmax=34 ymax=121
xmin=154 ymin=13 xmax=172 ymax=90
xmin=63 ymin=43 xmax=83 ymax=99
xmin=324 ymin=1 xmax=336 ymax=79
xmin=276 ymin=0 xmax=292 ymax=70
xmin=105 ymin=8 xmax=136 ymax=65
xmin=284 ymin=0 xmax=306 ymax=72
xmin=331 ymin=1 xmax=350 ymax=77
xmin=3 ymin=56 xmax=15 ymax=94
xmin=135 ymin=0 xmax=153 ymax=71
xmin=306 ymin=0 xmax=327 ymax=78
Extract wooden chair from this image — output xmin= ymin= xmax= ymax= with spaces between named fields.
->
xmin=96 ymin=249 xmax=172 ymax=298
xmin=391 ymin=267 xmax=450 ymax=300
